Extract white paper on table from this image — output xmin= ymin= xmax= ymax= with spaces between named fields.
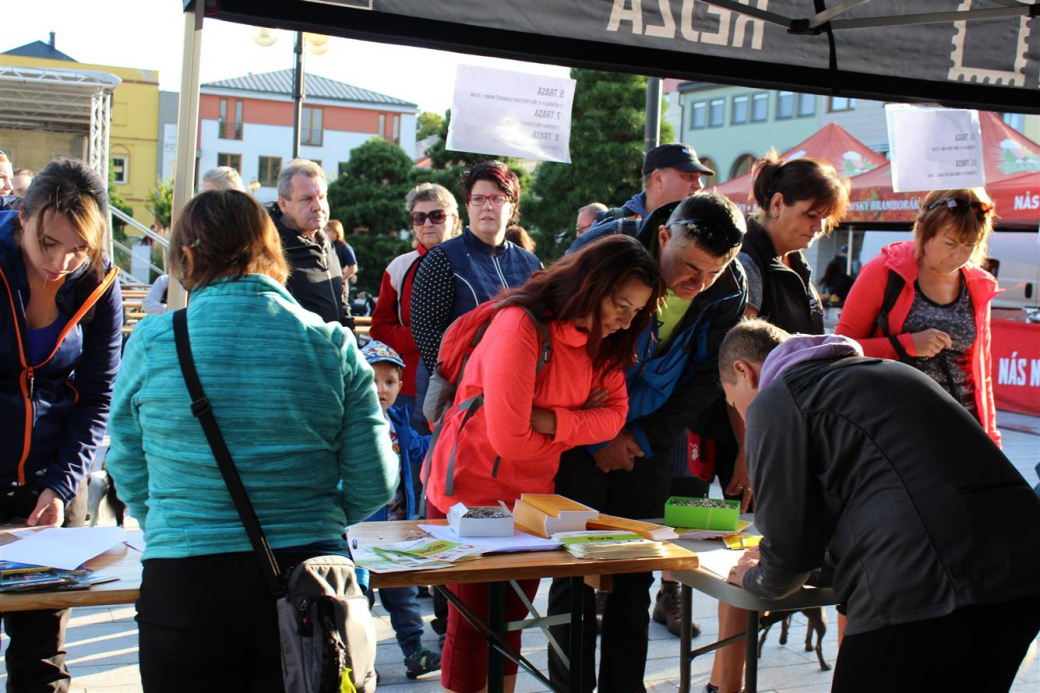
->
xmin=124 ymin=533 xmax=146 ymax=553
xmin=2 ymin=526 xmax=127 ymax=570
xmin=419 ymin=524 xmax=561 ymax=554
xmin=695 ymin=547 xmax=746 ymax=579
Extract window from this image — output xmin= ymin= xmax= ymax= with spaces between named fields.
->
xmin=392 ymin=114 xmax=401 ymax=144
xmin=708 ymin=99 xmax=724 ymax=127
xmin=378 ymin=113 xmax=386 ymax=138
xmin=699 ymin=157 xmax=717 ymax=188
xmin=777 ymin=91 xmax=794 ymax=120
xmin=731 ymin=96 xmax=749 ymax=125
xmin=111 ymin=155 xmax=128 ymax=185
xmin=690 ymin=102 xmax=707 ymax=129
xmin=1003 ymin=113 xmax=1025 ymax=132
xmin=751 ymin=93 xmax=768 ymax=122
xmin=301 ymin=107 xmax=323 ymax=146
xmin=798 ymin=93 xmax=816 ymax=117
xmin=217 ymin=153 xmax=241 ymax=172
xmin=338 ymin=162 xmax=350 ymax=178
xmin=829 ymin=96 xmax=856 ymax=112
xmin=218 ymin=99 xmax=243 ymax=140
xmin=729 ymin=153 xmax=756 ymax=181
xmin=258 ymin=156 xmax=281 ymax=187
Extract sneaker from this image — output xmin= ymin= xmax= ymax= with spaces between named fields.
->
xmin=404 ymin=646 xmax=442 ymax=679
xmin=652 ymin=581 xmax=700 ymax=638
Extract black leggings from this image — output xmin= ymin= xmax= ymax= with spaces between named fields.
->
xmin=833 ymin=594 xmax=1040 ymax=693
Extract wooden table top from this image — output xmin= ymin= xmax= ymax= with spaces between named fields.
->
xmin=0 ymin=528 xmax=144 ymax=612
xmin=355 ymin=520 xmax=699 ymax=589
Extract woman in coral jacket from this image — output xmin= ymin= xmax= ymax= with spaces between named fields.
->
xmin=370 ymin=183 xmax=460 ymax=429
xmin=837 ymin=188 xmax=1001 ymax=446
xmin=0 ymin=158 xmax=122 ymax=691
xmin=424 ymin=234 xmax=664 ymax=693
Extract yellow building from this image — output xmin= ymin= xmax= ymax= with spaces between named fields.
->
xmin=0 ymin=38 xmax=159 ymax=230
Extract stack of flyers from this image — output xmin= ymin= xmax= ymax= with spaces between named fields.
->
xmin=675 ymin=520 xmax=754 ymax=540
xmin=0 ymin=567 xmax=118 ymax=593
xmin=348 ymin=536 xmax=482 ymax=574
xmin=552 ymin=531 xmax=667 ymax=560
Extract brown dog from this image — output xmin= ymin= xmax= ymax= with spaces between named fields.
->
xmin=757 ymin=607 xmax=830 ymax=671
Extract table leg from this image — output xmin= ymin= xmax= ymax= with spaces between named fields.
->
xmin=745 ymin=608 xmax=759 ymax=693
xmin=679 ymin=584 xmax=693 ymax=693
xmin=488 ymin=581 xmax=506 ymax=693
xmin=568 ymin=576 xmax=584 ymax=693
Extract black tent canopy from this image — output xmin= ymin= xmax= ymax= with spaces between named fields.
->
xmin=192 ymin=0 xmax=1040 ymax=113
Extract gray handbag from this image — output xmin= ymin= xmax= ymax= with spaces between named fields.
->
xmin=173 ymin=309 xmax=376 ymax=692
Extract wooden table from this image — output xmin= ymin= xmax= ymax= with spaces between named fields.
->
xmin=0 ymin=529 xmax=143 ymax=612
xmin=670 ymin=531 xmax=836 ymax=693
xmin=352 ymin=520 xmax=699 ymax=693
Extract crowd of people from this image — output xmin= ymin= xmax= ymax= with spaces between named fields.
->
xmin=0 ymin=141 xmax=1037 ymax=693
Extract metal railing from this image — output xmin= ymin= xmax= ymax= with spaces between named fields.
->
xmin=218 ymin=119 xmax=243 ymax=140
xmin=301 ymin=127 xmax=323 ymax=146
xmin=111 ymin=208 xmax=169 ymax=249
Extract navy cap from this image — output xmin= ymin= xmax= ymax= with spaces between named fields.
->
xmin=643 ymin=143 xmax=714 ymax=176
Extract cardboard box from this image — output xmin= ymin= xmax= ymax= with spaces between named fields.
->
xmin=448 ymin=503 xmax=515 ymax=537
xmin=663 ymin=497 xmax=740 ymax=531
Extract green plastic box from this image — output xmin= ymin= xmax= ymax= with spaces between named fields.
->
xmin=663 ymin=497 xmax=740 ymax=531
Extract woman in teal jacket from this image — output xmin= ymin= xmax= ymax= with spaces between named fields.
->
xmin=107 ymin=190 xmax=398 ymax=692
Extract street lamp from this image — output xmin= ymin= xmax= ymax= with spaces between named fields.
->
xmin=253 ymin=29 xmax=328 ymax=159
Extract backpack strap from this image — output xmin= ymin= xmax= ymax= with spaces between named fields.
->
xmin=173 ymin=309 xmax=286 ymax=599
xmin=875 ymin=269 xmax=911 ymax=362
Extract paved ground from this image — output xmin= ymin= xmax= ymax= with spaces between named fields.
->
xmin=3 ymin=412 xmax=1038 ymax=692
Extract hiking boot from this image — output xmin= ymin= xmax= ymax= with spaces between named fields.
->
xmin=652 ymin=581 xmax=699 ymax=637
xmin=404 ymin=647 xmax=441 ymax=679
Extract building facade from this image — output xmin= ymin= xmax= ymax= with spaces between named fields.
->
xmin=1 ymin=38 xmax=160 ymax=228
xmin=198 ymin=69 xmax=418 ymax=202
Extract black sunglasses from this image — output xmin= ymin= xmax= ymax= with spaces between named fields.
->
xmin=925 ymin=197 xmax=993 ymax=221
xmin=669 ymin=218 xmax=744 ymax=249
xmin=411 ymin=209 xmax=449 ymax=226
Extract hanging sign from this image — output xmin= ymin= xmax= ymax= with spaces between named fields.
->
xmin=447 ymin=64 xmax=576 ymax=163
xmin=886 ymin=105 xmax=985 ymax=193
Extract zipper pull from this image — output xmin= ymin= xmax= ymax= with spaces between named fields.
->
xmin=26 ymin=367 xmax=35 ymax=401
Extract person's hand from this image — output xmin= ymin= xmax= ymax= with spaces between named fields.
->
xmin=530 ymin=407 xmax=557 ymax=435
xmin=910 ymin=328 xmax=952 ymax=358
xmin=725 ymin=446 xmax=754 ymax=512
xmin=726 ymin=547 xmax=760 ymax=587
xmin=592 ymin=428 xmax=644 ymax=473
xmin=27 ymin=488 xmax=65 ymax=527
xmin=582 ymin=387 xmax=609 ymax=410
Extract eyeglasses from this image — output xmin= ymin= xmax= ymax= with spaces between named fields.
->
xmin=411 ymin=209 xmax=449 ymax=226
xmin=467 ymin=194 xmax=511 ymax=208
xmin=925 ymin=197 xmax=994 ymax=221
xmin=669 ymin=218 xmax=744 ymax=250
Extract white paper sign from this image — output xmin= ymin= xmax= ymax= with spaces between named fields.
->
xmin=886 ymin=105 xmax=985 ymax=193
xmin=447 ymin=65 xmax=576 ymax=163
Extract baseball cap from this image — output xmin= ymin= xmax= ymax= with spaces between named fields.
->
xmin=362 ymin=341 xmax=406 ymax=368
xmin=643 ymin=143 xmax=714 ymax=176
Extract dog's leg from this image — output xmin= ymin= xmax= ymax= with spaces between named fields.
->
xmin=803 ymin=607 xmax=830 ymax=671
xmin=757 ymin=621 xmax=772 ymax=659
xmin=778 ymin=614 xmax=790 ymax=645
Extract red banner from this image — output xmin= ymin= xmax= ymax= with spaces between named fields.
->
xmin=991 ymin=319 xmax=1040 ymax=416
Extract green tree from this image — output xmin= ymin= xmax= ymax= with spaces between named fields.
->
xmin=416 ymin=111 xmax=444 ymax=140
xmin=328 ymin=137 xmax=414 ymax=234
xmin=524 ymin=70 xmax=675 ymax=262
xmin=347 ymin=234 xmax=414 ymax=295
xmin=146 ymin=178 xmax=174 ymax=229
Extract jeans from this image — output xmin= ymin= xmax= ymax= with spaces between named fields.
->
xmin=377 ymin=587 xmax=425 ymax=657
xmin=0 ymin=484 xmax=86 ymax=693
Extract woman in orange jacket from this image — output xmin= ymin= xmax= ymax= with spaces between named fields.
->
xmin=424 ymin=234 xmax=664 ymax=693
xmin=837 ymin=188 xmax=1001 ymax=446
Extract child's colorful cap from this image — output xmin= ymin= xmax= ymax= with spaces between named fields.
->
xmin=362 ymin=341 xmax=406 ymax=368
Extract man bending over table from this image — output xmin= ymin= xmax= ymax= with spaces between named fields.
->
xmin=720 ymin=319 xmax=1040 ymax=693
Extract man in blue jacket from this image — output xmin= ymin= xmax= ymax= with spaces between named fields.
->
xmin=548 ymin=192 xmax=748 ymax=693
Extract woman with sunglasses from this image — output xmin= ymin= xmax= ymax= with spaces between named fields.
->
xmin=410 ymin=161 xmax=541 ymax=416
xmin=370 ymin=183 xmax=461 ymax=424
xmin=706 ymin=151 xmax=849 ymax=693
xmin=837 ymin=188 xmax=1001 ymax=446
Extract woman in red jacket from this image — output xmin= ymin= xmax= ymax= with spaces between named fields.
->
xmin=425 ymin=234 xmax=664 ymax=693
xmin=370 ymin=183 xmax=460 ymax=430
xmin=837 ymin=188 xmax=1001 ymax=446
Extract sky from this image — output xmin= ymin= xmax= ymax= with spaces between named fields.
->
xmin=3 ymin=0 xmax=572 ymax=115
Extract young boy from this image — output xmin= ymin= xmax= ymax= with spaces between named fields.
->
xmin=361 ymin=341 xmax=441 ymax=679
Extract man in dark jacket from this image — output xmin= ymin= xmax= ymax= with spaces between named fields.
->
xmin=721 ymin=320 xmax=1040 ymax=691
xmin=548 ymin=192 xmax=748 ymax=693
xmin=267 ymin=159 xmax=348 ymax=325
